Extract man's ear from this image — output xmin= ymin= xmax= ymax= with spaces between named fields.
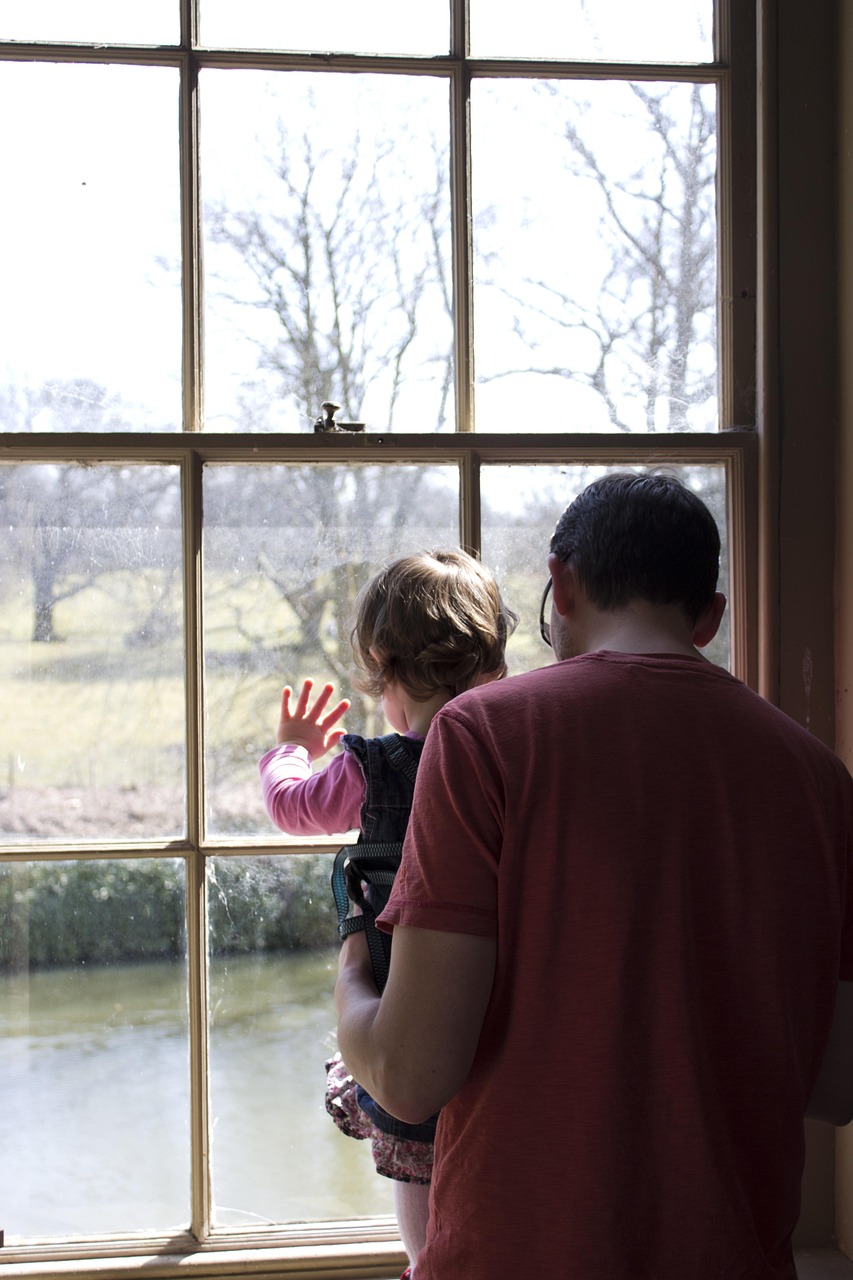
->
xmin=547 ymin=552 xmax=579 ymax=617
xmin=692 ymin=592 xmax=727 ymax=649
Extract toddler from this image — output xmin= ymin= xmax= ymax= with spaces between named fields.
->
xmin=259 ymin=549 xmax=516 ymax=1278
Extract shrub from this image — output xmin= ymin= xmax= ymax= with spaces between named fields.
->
xmin=0 ymin=854 xmax=338 ymax=971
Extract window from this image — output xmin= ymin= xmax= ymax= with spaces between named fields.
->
xmin=0 ymin=1 xmax=755 ymax=1274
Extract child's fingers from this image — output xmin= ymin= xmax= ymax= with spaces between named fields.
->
xmin=321 ymin=697 xmax=350 ymax=729
xmin=279 ymin=686 xmax=294 ymax=723
xmin=279 ymin=681 xmax=345 ymax=733
xmin=309 ymin=681 xmax=337 ymax=719
xmin=294 ymin=678 xmax=314 ymax=716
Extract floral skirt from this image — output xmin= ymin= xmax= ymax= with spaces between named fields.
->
xmin=325 ymin=1052 xmax=434 ymax=1185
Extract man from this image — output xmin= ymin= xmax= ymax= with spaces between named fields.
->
xmin=336 ymin=471 xmax=853 ymax=1279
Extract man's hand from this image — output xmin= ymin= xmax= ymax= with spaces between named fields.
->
xmin=276 ymin=678 xmax=350 ymax=759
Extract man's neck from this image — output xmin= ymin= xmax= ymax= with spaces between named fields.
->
xmin=575 ymin=600 xmax=706 ymax=661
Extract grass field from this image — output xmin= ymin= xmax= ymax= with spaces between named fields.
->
xmin=0 ymin=545 xmax=726 ymax=841
xmin=0 ymin=562 xmax=546 ymax=839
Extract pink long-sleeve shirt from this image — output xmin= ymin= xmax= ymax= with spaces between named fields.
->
xmin=259 ymin=735 xmax=425 ymax=837
xmin=259 ymin=744 xmax=363 ymax=836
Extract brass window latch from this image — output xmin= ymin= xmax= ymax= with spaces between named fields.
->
xmin=312 ymin=402 xmax=366 ymax=433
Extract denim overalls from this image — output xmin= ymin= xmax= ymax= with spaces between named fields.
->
xmin=341 ymin=731 xmax=438 ymax=1144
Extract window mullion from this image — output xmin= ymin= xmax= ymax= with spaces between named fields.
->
xmin=451 ymin=60 xmax=474 ymax=433
xmin=459 ymin=448 xmax=482 ymax=555
xmin=450 ymin=0 xmax=468 ymax=58
xmin=717 ymin=0 xmax=757 ymax=429
xmin=180 ymin=0 xmax=194 ymax=47
xmin=180 ymin=49 xmax=203 ymax=433
xmin=182 ymin=452 xmax=213 ymax=1240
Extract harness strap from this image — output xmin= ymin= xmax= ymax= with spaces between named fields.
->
xmin=331 ymin=841 xmax=403 ymax=992
xmin=377 ymin=732 xmax=419 ymax=785
xmin=329 ymin=738 xmax=418 ymax=992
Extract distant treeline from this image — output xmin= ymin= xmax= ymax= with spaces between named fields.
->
xmin=0 ymin=856 xmax=338 ymax=970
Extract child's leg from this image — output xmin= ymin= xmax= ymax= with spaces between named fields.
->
xmin=367 ymin=1126 xmax=433 ymax=1274
xmin=393 ymin=1180 xmax=430 ymax=1272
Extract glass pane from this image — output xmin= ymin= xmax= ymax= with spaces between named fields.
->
xmin=480 ymin=463 xmax=730 ymax=672
xmin=199 ymin=0 xmax=448 ymax=56
xmin=470 ymin=0 xmax=713 ymax=62
xmin=0 ymin=63 xmax=182 ymax=433
xmin=207 ymin=854 xmax=393 ymax=1224
xmin=202 ymin=463 xmax=459 ymax=837
xmin=0 ymin=858 xmax=189 ymax=1239
xmin=472 ymin=81 xmax=718 ymax=434
xmin=201 ymin=71 xmax=454 ymax=433
xmin=0 ymin=0 xmax=178 ymax=44
xmin=0 ymin=464 xmax=186 ymax=842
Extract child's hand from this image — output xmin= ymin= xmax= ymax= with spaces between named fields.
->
xmin=276 ymin=679 xmax=350 ymax=760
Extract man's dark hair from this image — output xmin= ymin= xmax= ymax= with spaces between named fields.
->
xmin=550 ymin=471 xmax=721 ymax=623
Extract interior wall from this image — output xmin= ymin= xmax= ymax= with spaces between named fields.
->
xmin=835 ymin=0 xmax=853 ymax=1260
xmin=767 ymin=0 xmax=840 ymax=1247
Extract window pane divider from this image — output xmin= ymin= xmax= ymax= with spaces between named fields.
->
xmin=180 ymin=42 xmax=203 ymax=433
xmin=0 ymin=41 xmax=729 ymax=85
xmin=450 ymin=59 xmax=474 ymax=432
xmin=717 ymin=0 xmax=757 ymax=429
xmin=0 ymin=429 xmax=756 ymax=464
xmin=182 ymin=453 xmax=212 ymax=1238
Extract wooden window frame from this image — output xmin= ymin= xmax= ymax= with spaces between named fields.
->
xmin=0 ymin=0 xmax=763 ymax=1273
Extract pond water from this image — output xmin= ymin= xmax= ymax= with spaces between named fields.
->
xmin=0 ymin=950 xmax=393 ymax=1241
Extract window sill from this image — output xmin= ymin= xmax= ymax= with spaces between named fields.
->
xmin=0 ymin=1248 xmax=411 ymax=1279
xmin=0 ymin=1238 xmax=407 ymax=1280
xmin=0 ymin=1247 xmax=848 ymax=1279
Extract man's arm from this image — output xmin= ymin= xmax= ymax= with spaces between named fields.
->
xmin=807 ymin=981 xmax=853 ymax=1125
xmin=335 ymin=924 xmax=496 ymax=1125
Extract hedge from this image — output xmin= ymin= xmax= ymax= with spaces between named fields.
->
xmin=0 ymin=855 xmax=339 ymax=970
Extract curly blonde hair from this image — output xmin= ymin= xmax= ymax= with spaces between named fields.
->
xmin=351 ymin=550 xmax=517 ymax=703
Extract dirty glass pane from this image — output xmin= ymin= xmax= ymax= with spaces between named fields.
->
xmin=480 ymin=463 xmax=730 ymax=673
xmin=0 ymin=464 xmax=185 ymax=842
xmin=469 ymin=0 xmax=713 ymax=62
xmin=202 ymin=462 xmax=459 ymax=838
xmin=200 ymin=71 xmax=454 ymax=434
xmin=0 ymin=0 xmax=177 ymax=43
xmin=207 ymin=854 xmax=393 ymax=1224
xmin=472 ymin=80 xmax=718 ymax=434
xmin=0 ymin=63 xmax=182 ymax=434
xmin=0 ymin=858 xmax=189 ymax=1239
xmin=199 ymin=0 xmax=448 ymax=56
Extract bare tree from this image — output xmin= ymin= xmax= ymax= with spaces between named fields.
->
xmin=201 ymin=110 xmax=460 ymax=757
xmin=205 ymin=118 xmax=453 ymax=432
xmin=0 ymin=382 xmax=180 ymax=642
xmin=203 ymin=462 xmax=457 ymax=681
xmin=481 ymin=82 xmax=717 ymax=433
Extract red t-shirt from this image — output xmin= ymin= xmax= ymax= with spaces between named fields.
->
xmin=379 ymin=652 xmax=853 ymax=1279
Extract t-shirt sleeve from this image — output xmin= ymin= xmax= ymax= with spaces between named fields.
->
xmin=378 ymin=705 xmax=502 ymax=939
xmin=259 ymin=744 xmax=362 ymax=836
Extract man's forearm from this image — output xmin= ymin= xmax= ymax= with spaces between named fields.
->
xmin=334 ymin=924 xmax=497 ymax=1126
xmin=334 ymin=934 xmax=386 ymax=1100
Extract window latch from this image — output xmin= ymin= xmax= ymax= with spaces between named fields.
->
xmin=312 ymin=401 xmax=366 ymax=434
